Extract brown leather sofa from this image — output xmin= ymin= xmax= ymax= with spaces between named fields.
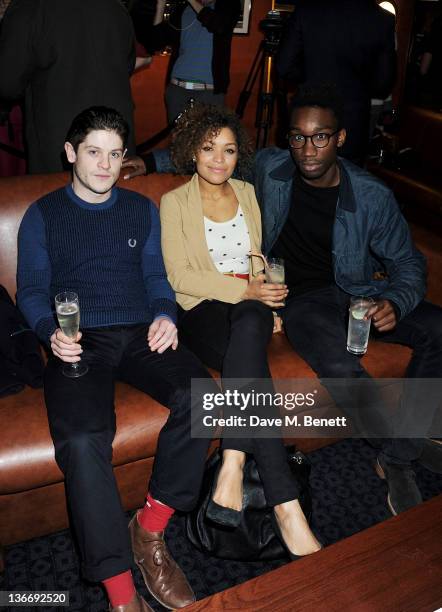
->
xmin=1 ymin=171 xmax=441 ymax=569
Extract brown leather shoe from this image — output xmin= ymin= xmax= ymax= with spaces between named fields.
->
xmin=129 ymin=511 xmax=195 ymax=610
xmin=110 ymin=591 xmax=153 ymax=612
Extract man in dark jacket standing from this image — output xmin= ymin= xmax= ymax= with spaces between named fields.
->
xmin=276 ymin=0 xmax=396 ymax=164
xmin=0 ymin=0 xmax=136 ymax=174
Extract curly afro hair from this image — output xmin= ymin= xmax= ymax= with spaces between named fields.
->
xmin=170 ymin=102 xmax=254 ymax=178
xmin=289 ymin=83 xmax=345 ymax=130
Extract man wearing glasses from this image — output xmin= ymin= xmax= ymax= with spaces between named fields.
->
xmin=257 ymin=84 xmax=442 ymax=516
xmin=122 ymin=84 xmax=442 ymax=516
xmin=275 ymin=0 xmax=396 ymax=165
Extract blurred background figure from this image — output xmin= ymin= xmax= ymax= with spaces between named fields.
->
xmin=404 ymin=3 xmax=441 ymax=112
xmin=0 ymin=0 xmax=26 ymax=177
xmin=0 ymin=0 xmax=10 ymax=19
xmin=126 ymin=0 xmax=155 ymax=69
xmin=276 ymin=0 xmax=397 ymax=165
xmin=418 ymin=14 xmax=442 ymax=112
xmin=0 ymin=0 xmax=136 ymax=174
xmin=147 ymin=0 xmax=240 ymax=124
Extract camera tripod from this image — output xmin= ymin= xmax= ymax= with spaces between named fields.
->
xmin=236 ymin=37 xmax=280 ymax=149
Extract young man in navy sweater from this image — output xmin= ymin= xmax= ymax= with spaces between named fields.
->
xmin=17 ymin=106 xmax=214 ymax=612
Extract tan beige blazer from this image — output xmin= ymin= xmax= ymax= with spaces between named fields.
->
xmin=160 ymin=173 xmax=263 ymax=311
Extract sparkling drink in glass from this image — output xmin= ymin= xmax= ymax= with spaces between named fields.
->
xmin=265 ymin=258 xmax=285 ymax=306
xmin=347 ymin=296 xmax=375 ymax=355
xmin=55 ymin=291 xmax=88 ymax=378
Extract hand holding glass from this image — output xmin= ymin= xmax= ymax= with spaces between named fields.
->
xmin=55 ymin=291 xmax=88 ymax=378
xmin=265 ymin=258 xmax=285 ymax=306
xmin=347 ymin=296 xmax=375 ymax=355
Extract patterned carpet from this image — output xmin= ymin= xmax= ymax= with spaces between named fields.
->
xmin=1 ymin=439 xmax=441 ymax=612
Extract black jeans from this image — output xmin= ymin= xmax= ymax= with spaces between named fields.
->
xmin=281 ymin=285 xmax=442 ymax=465
xmin=179 ymin=299 xmax=300 ymax=507
xmin=44 ymin=324 xmax=215 ymax=582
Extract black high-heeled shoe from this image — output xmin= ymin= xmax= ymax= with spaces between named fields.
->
xmin=206 ymin=498 xmax=242 ymax=528
xmin=271 ymin=514 xmax=323 ymax=560
xmin=205 ymin=464 xmax=243 ymax=528
xmin=270 ymin=514 xmax=301 ymax=560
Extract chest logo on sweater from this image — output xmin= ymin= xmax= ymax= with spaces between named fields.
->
xmin=128 ymin=239 xmax=137 ymax=248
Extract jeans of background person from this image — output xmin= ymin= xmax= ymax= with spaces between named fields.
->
xmin=44 ymin=324 xmax=214 ymax=582
xmin=178 ymin=299 xmax=300 ymax=506
xmin=165 ymin=82 xmax=225 ymax=124
xmin=281 ymin=284 xmax=442 ymax=466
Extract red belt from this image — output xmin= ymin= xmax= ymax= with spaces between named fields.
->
xmin=224 ymin=273 xmax=249 ymax=280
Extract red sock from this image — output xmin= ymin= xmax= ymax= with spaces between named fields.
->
xmin=102 ymin=570 xmax=135 ymax=607
xmin=138 ymin=493 xmax=175 ymax=532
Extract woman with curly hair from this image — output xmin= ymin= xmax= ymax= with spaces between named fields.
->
xmin=160 ymin=103 xmax=321 ymax=558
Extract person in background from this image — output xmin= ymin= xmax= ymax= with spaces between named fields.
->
xmin=126 ymin=0 xmax=155 ymax=69
xmin=159 ymin=102 xmax=322 ymax=558
xmin=276 ymin=0 xmax=397 ymax=165
xmin=0 ymin=0 xmax=10 ymax=19
xmin=0 ymin=0 xmax=136 ymax=174
xmin=0 ymin=0 xmax=26 ymax=177
xmin=146 ymin=0 xmax=240 ymax=123
xmin=419 ymin=14 xmax=442 ymax=111
xmin=16 ymin=106 xmax=218 ymax=612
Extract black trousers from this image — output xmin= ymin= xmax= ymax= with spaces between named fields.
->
xmin=44 ymin=324 xmax=215 ymax=582
xmin=281 ymin=285 xmax=442 ymax=465
xmin=178 ymin=299 xmax=300 ymax=507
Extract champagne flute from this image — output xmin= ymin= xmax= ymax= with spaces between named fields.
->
xmin=55 ymin=291 xmax=88 ymax=378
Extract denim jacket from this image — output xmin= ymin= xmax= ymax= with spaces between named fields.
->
xmin=153 ymin=146 xmax=427 ymax=320
xmin=253 ymin=147 xmax=426 ymax=320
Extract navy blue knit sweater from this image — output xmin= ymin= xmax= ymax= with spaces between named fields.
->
xmin=17 ymin=185 xmax=176 ymax=343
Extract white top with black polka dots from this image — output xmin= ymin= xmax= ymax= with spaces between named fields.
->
xmin=204 ymin=205 xmax=250 ymax=274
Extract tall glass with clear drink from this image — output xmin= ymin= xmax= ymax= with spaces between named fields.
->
xmin=55 ymin=291 xmax=88 ymax=378
xmin=265 ymin=258 xmax=285 ymax=306
xmin=347 ymin=296 xmax=375 ymax=355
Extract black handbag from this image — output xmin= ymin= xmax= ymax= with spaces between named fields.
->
xmin=0 ymin=285 xmax=44 ymax=396
xmin=185 ymin=446 xmax=312 ymax=561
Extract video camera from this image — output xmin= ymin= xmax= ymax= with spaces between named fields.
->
xmin=259 ymin=4 xmax=294 ymax=54
xmin=260 ymin=11 xmax=285 ymax=53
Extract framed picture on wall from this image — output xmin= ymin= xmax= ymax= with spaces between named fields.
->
xmin=273 ymin=2 xmax=295 ymax=11
xmin=234 ymin=0 xmax=252 ymax=34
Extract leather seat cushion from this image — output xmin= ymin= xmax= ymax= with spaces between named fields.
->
xmin=0 ymin=334 xmax=410 ymax=495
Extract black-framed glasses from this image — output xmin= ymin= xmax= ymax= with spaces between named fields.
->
xmin=287 ymin=130 xmax=340 ymax=149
